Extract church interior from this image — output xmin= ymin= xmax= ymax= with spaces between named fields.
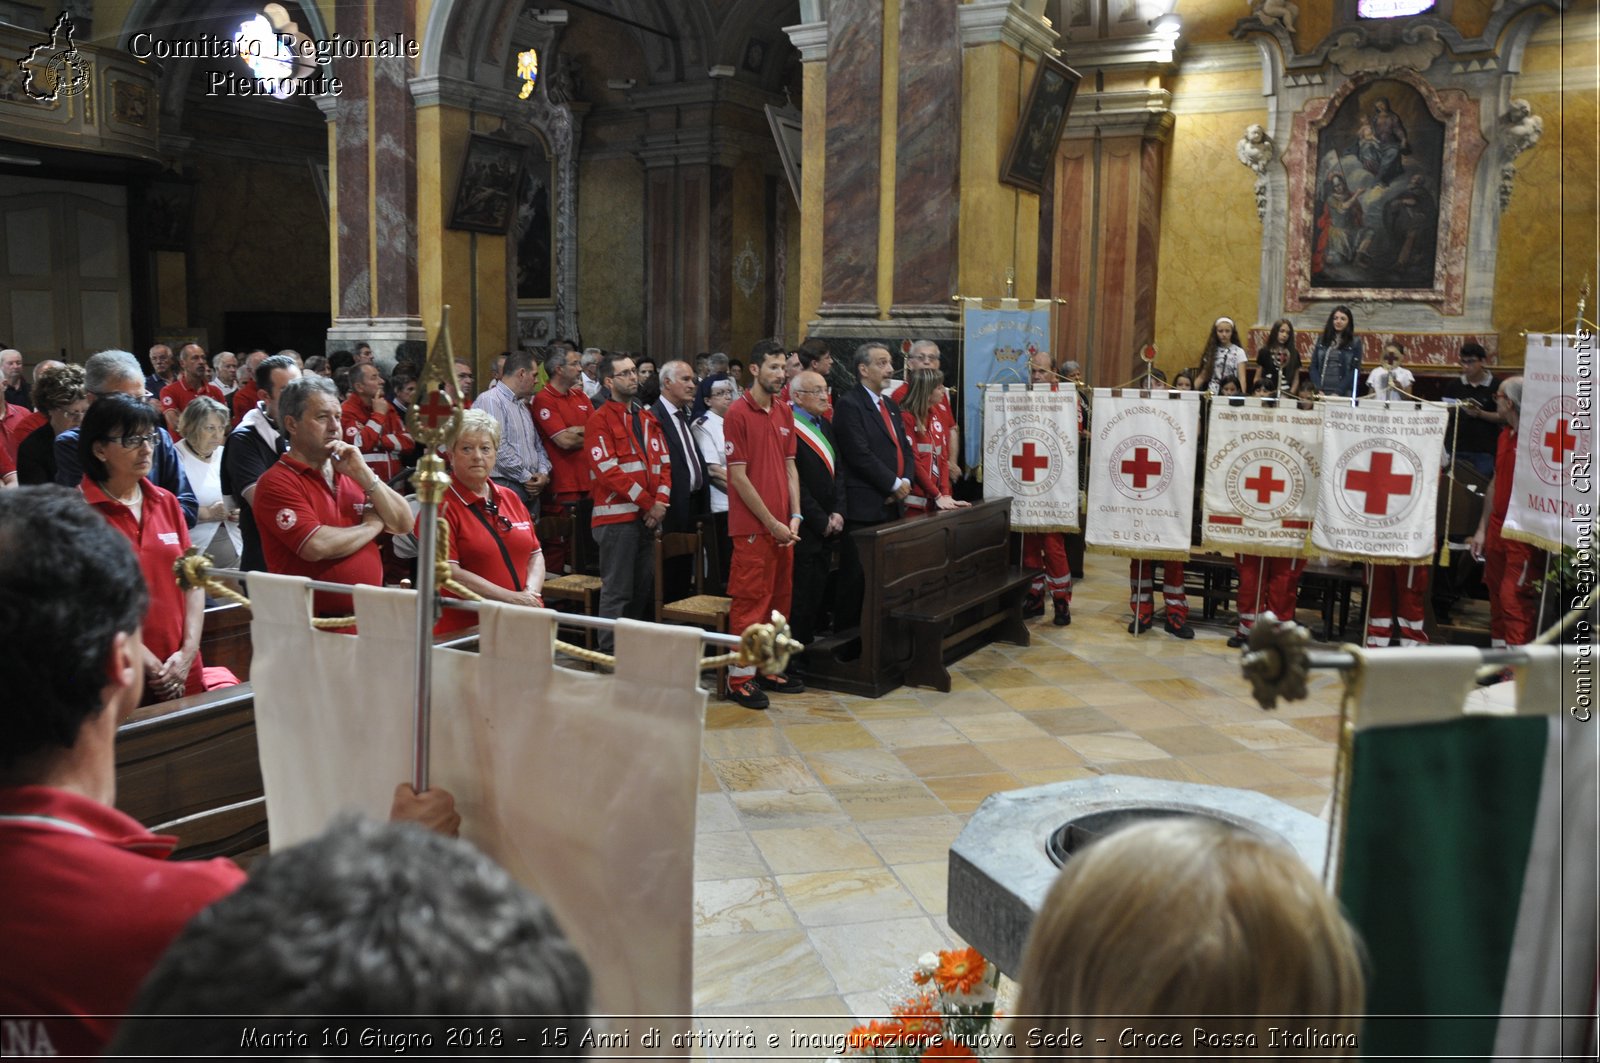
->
xmin=1 ymin=0 xmax=1596 ymax=1055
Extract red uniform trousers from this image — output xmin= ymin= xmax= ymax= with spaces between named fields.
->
xmin=728 ymin=531 xmax=793 ymax=681
xmin=1022 ymin=532 xmax=1073 ymax=604
xmin=1129 ymin=559 xmax=1187 ymax=626
xmin=1484 ymin=518 xmax=1543 ymax=648
xmin=1233 ymin=554 xmax=1307 ymax=637
xmin=1365 ymin=563 xmax=1430 ymax=647
xmin=540 ymin=492 xmax=585 ymax=575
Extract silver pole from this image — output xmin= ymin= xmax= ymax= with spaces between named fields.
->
xmin=411 ymin=482 xmax=441 ymax=793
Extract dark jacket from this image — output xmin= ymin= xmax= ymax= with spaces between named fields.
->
xmin=222 ymin=407 xmax=289 ymax=571
xmin=651 ymin=398 xmax=709 ymax=533
xmin=792 ymin=406 xmax=843 ymax=540
xmin=833 ymin=384 xmax=914 ymax=523
xmin=1309 ymin=337 xmax=1363 ymax=397
xmin=54 ymin=424 xmax=198 ymax=527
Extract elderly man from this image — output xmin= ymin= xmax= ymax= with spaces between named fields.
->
xmin=832 ymin=342 xmax=915 ymax=632
xmin=723 ymin=346 xmax=805 ymax=708
xmin=531 ymin=347 xmax=592 ymax=574
xmin=473 ymin=350 xmax=551 ymax=507
xmin=652 ymin=359 xmax=710 ymax=602
xmin=341 ymin=363 xmax=413 ymax=485
xmin=143 ymin=343 xmax=176 ymax=400
xmin=222 ymin=354 xmax=300 ymax=571
xmin=211 ymin=351 xmax=239 ymax=398
xmin=892 ymin=338 xmax=960 ymax=482
xmin=788 ymin=369 xmax=843 ymax=649
xmin=0 ymin=486 xmax=458 ymax=1057
xmin=2 ymin=347 xmax=27 ymax=408
xmin=230 ymin=350 xmax=270 ymax=427
xmin=159 ymin=343 xmax=224 ymax=435
xmin=1471 ymin=376 xmax=1542 ymax=650
xmin=52 ymin=350 xmax=197 ymax=526
xmin=579 ymin=347 xmax=605 ymax=403
xmin=586 ymin=353 xmax=671 ymax=652
xmin=254 ymin=377 xmax=413 ymax=619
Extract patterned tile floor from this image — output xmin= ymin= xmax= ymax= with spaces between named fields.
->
xmin=686 ymin=552 xmax=1350 ymax=1055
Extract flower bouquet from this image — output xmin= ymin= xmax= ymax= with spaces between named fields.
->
xmin=838 ymin=947 xmax=1005 ymax=1060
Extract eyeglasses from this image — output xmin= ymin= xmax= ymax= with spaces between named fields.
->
xmin=482 ymin=493 xmax=514 ymax=534
xmin=105 ymin=434 xmax=156 ymax=450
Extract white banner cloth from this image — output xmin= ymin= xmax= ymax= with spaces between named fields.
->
xmin=1504 ymin=332 xmax=1596 ymax=552
xmin=1085 ymin=389 xmax=1200 ymax=560
xmin=248 ymin=575 xmax=707 ymax=1048
xmin=982 ymin=383 xmax=1080 ymax=531
xmin=1201 ymin=398 xmax=1322 ymax=555
xmin=1311 ymin=402 xmax=1447 ymax=562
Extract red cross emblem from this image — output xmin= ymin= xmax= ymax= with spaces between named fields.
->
xmin=1344 ymin=451 xmax=1413 ymax=516
xmin=1120 ymin=447 xmax=1162 ymax=490
xmin=1545 ymin=419 xmax=1577 ymax=465
xmin=416 ymin=388 xmax=456 ymax=433
xmin=1244 ymin=464 xmax=1286 ymax=505
xmin=1011 ymin=442 xmax=1050 ymax=483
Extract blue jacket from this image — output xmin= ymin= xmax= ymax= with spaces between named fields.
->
xmin=54 ymin=425 xmax=199 ymax=527
xmin=1309 ymin=338 xmax=1362 ymax=397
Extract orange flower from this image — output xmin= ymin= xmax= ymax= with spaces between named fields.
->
xmin=934 ymin=948 xmax=987 ymax=995
xmin=920 ymin=1040 xmax=978 ymax=1060
xmin=845 ymin=1019 xmax=907 ymax=1052
xmin=892 ymin=992 xmax=942 ymax=1041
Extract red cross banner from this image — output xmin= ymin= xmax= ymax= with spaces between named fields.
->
xmin=1311 ymin=401 xmax=1448 ymax=562
xmin=1504 ymin=332 xmax=1595 ymax=552
xmin=1201 ymin=399 xmax=1322 ymax=555
xmin=982 ymin=383 xmax=1080 ymax=531
xmin=1085 ymin=389 xmax=1201 ymax=560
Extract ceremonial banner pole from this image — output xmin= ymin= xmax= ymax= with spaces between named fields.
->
xmin=404 ymin=306 xmax=465 ymax=792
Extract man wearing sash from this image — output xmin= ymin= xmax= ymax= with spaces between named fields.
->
xmin=790 ymin=370 xmax=843 ymax=649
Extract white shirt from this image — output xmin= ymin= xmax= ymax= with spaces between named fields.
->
xmin=692 ymin=410 xmax=728 ymax=514
xmin=1367 ymin=364 xmax=1415 ymax=402
xmin=1205 ymin=344 xmax=1248 ymax=394
xmin=580 ymin=373 xmax=602 ymax=400
xmin=176 ymin=438 xmax=243 ymax=560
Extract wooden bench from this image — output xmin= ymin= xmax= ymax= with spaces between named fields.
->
xmin=806 ymin=499 xmax=1030 ymax=697
xmin=199 ymin=602 xmax=253 ymax=681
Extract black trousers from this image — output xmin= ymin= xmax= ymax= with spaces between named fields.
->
xmin=791 ymin=531 xmax=834 ymax=646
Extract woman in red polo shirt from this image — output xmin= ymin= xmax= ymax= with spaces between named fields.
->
xmin=898 ymin=368 xmax=964 ymax=515
xmin=432 ymin=408 xmax=545 ymax=634
xmin=78 ymin=395 xmax=216 ymax=703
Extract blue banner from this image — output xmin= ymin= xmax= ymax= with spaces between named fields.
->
xmin=961 ymin=301 xmax=1052 ymax=469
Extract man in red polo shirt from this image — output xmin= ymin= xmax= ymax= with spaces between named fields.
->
xmin=254 ymin=376 xmax=413 ymax=617
xmin=723 ymin=345 xmax=804 ymax=710
xmin=0 ymin=487 xmax=461 ymax=1057
xmin=532 ymin=346 xmax=592 ymax=574
xmin=230 ymin=350 xmax=269 ymax=427
xmin=341 ymin=363 xmax=413 ymax=484
xmin=159 ymin=343 xmax=225 ymax=436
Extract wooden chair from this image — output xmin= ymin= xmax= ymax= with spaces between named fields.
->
xmin=538 ymin=511 xmax=602 ymax=650
xmin=654 ymin=524 xmax=732 ymax=692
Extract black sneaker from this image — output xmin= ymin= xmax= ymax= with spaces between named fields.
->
xmin=1128 ymin=616 xmax=1154 ymax=635
xmin=1165 ymin=616 xmax=1195 ymax=640
xmin=756 ymin=672 xmax=806 ymax=694
xmin=727 ymin=680 xmax=770 ymax=710
xmin=1226 ymin=632 xmax=1248 ymax=648
xmin=1053 ymin=600 xmax=1071 ymax=627
xmin=1023 ymin=593 xmax=1046 ymax=619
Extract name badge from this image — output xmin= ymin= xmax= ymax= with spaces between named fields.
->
xmin=158 ymin=532 xmax=180 ymax=546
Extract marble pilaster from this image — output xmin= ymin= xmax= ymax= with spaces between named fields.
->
xmin=892 ymin=0 xmax=961 ymax=314
xmin=820 ymin=0 xmax=883 ymax=315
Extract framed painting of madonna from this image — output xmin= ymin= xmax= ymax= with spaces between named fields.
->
xmin=1284 ymin=72 xmax=1486 ymax=315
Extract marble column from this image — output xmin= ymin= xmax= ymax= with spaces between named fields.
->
xmin=891 ymin=0 xmax=960 ymax=329
xmin=816 ymin=0 xmax=882 ymax=324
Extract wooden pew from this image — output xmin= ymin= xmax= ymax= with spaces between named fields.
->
xmin=805 ymin=498 xmax=1032 ymax=697
xmin=199 ymin=602 xmax=253 ymax=681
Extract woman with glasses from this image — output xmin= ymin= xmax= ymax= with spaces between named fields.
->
xmin=78 ymin=394 xmax=220 ymax=703
xmin=433 ymin=408 xmax=546 ymax=634
xmin=175 ymin=396 xmax=241 ymax=569
xmin=15 ymin=363 xmax=87 ymax=486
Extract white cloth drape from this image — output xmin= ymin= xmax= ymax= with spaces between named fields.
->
xmin=248 ymin=575 xmax=707 ymax=1048
xmin=1084 ymin=389 xmax=1200 ymax=560
xmin=982 ymin=383 xmax=1080 ymax=531
xmin=1200 ymin=398 xmax=1321 ymax=555
xmin=1310 ymin=401 xmax=1446 ymax=562
xmin=1504 ymin=332 xmax=1595 ymax=552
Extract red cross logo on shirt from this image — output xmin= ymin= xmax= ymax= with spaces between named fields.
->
xmin=1244 ymin=464 xmax=1286 ymax=505
xmin=1344 ymin=451 xmax=1413 ymax=516
xmin=1120 ymin=447 xmax=1162 ymax=489
xmin=1545 ymin=419 xmax=1577 ymax=465
xmin=1011 ymin=443 xmax=1050 ymax=483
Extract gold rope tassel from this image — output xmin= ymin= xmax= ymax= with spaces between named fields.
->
xmin=175 ymin=541 xmax=802 ymax=674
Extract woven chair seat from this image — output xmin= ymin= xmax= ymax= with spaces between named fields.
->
xmin=662 ymin=594 xmax=731 ymax=625
xmin=545 ymin=574 xmax=602 ymax=595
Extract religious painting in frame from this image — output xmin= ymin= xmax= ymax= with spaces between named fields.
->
xmin=514 ymin=136 xmax=554 ymax=302
xmin=1283 ymin=72 xmax=1486 ymax=315
xmin=1001 ymin=54 xmax=1081 ymax=195
xmin=449 ymin=134 xmax=524 ymax=235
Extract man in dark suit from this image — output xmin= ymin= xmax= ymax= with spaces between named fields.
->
xmin=652 ymin=359 xmax=709 ymax=601
xmin=832 ymin=342 xmax=914 ymax=632
xmin=789 ymin=370 xmax=843 ymax=648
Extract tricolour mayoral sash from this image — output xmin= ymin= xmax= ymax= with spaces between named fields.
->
xmin=982 ymin=382 xmax=1080 ymax=531
xmin=1085 ymin=388 xmax=1200 ymax=560
xmin=1311 ymin=400 xmax=1447 ymax=562
xmin=1201 ymin=398 xmax=1321 ymax=556
xmin=1504 ymin=331 xmax=1595 ymax=552
xmin=793 ymin=410 xmax=835 ymax=477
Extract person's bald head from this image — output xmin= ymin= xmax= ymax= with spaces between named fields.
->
xmin=32 ymin=358 xmax=63 ymax=383
xmin=792 ymin=370 xmax=830 ymax=418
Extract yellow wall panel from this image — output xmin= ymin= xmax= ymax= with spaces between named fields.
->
xmin=730 ymin=156 xmax=767 ymax=356
xmin=576 ymin=156 xmax=645 ymax=350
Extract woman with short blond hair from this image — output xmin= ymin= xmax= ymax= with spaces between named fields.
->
xmin=175 ymin=395 xmax=240 ymax=567
xmin=1013 ymin=817 xmax=1365 ymax=1056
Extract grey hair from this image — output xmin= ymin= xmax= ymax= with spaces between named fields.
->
xmin=1500 ymin=375 xmax=1524 ymax=410
xmin=178 ymin=396 xmax=229 ymax=443
xmin=210 ymin=350 xmax=235 ymax=371
xmin=109 ymin=818 xmax=591 ymax=1053
xmin=853 ymin=342 xmax=889 ymax=378
xmin=83 ymin=350 xmax=145 ymax=396
xmin=707 ymin=352 xmax=730 ymax=373
xmin=276 ymin=374 xmax=338 ymax=423
xmin=454 ymin=407 xmax=502 ymax=448
xmin=543 ymin=348 xmax=571 ymax=378
xmin=909 ymin=339 xmax=940 ymax=357
xmin=660 ymin=360 xmax=694 ymax=386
